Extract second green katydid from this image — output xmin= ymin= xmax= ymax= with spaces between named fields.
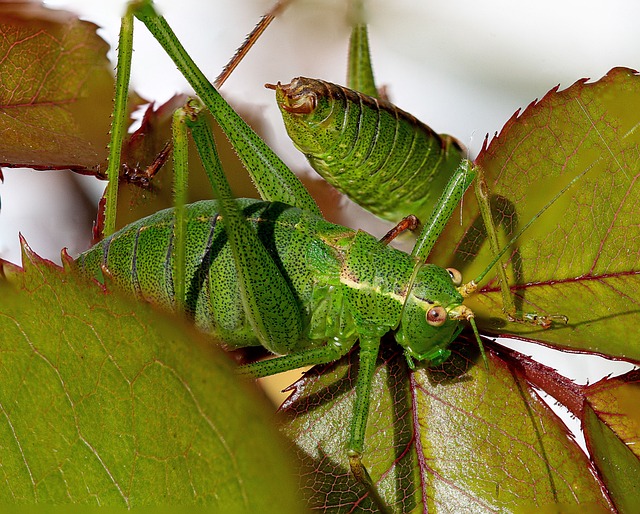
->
xmin=267 ymin=15 xmax=466 ymax=228
xmin=73 ymin=0 xmax=572 ymax=504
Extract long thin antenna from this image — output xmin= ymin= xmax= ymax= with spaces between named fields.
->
xmin=576 ymin=98 xmax=629 ymax=180
xmin=214 ymin=0 xmax=295 ymax=88
xmin=471 ymin=159 xmax=598 ymax=286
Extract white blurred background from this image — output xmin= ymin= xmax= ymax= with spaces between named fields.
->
xmin=1 ymin=0 xmax=638 ymax=442
xmin=5 ymin=0 xmax=640 ymax=265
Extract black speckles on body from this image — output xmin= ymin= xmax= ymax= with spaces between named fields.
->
xmin=411 ymin=264 xmax=464 ymax=308
xmin=340 ymin=231 xmax=413 ymax=331
xmin=75 ymin=199 xmax=347 ymax=349
xmin=74 ymin=198 xmax=456 ymax=354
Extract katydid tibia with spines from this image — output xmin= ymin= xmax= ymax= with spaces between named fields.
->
xmin=72 ymin=0 xmax=576 ymax=501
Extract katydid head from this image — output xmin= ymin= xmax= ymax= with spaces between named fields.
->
xmin=395 ymin=264 xmax=472 ymax=369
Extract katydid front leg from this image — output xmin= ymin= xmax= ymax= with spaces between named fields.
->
xmin=472 ymin=165 xmax=566 ymax=327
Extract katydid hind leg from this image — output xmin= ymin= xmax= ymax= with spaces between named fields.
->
xmin=347 ymin=0 xmax=378 ymax=99
xmin=183 ymin=100 xmax=304 ymax=354
xmin=130 ymin=0 xmax=320 ymax=216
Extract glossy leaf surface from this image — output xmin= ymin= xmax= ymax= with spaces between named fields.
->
xmin=430 ymin=68 xmax=640 ymax=363
xmin=282 ymin=342 xmax=612 ymax=513
xmin=0 ymin=3 xmax=113 ymax=172
xmin=0 ymin=243 xmax=304 ymax=512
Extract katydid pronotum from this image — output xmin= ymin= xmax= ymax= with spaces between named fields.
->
xmin=67 ymin=1 xmax=590 ymax=505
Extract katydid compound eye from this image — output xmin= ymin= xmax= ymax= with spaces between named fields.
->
xmin=446 ymin=267 xmax=462 ymax=286
xmin=426 ymin=306 xmax=447 ymax=326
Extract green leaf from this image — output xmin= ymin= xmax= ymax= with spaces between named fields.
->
xmin=0 ymin=3 xmax=113 ymax=171
xmin=280 ymin=69 xmax=640 ymax=512
xmin=282 ymin=342 xmax=612 ymax=512
xmin=583 ymin=370 xmax=640 ymax=511
xmin=430 ymin=67 xmax=640 ymax=364
xmin=0 ymin=242 xmax=304 ymax=512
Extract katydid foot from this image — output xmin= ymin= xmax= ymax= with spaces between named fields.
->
xmin=349 ymin=450 xmax=392 ymax=514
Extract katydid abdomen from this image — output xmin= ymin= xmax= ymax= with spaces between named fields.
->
xmin=269 ymin=77 xmax=465 ymax=224
xmin=74 ymin=198 xmax=464 ymax=363
xmin=76 ymin=199 xmax=339 ymax=349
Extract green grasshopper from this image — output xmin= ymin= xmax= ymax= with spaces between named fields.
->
xmin=72 ymin=1 xmax=576 ymax=505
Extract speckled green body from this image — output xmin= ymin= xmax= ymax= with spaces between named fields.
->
xmin=85 ymin=3 xmax=480 ymax=501
xmin=273 ymin=78 xmax=465 ymax=223
xmin=74 ymin=198 xmax=464 ymax=360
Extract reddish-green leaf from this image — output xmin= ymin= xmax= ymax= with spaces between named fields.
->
xmin=282 ymin=342 xmax=612 ymax=512
xmin=583 ymin=370 xmax=640 ymax=511
xmin=0 ymin=243 xmax=304 ymax=511
xmin=0 ymin=3 xmax=113 ymax=171
xmin=430 ymin=67 xmax=640 ymax=363
xmin=280 ymin=70 xmax=640 ymax=512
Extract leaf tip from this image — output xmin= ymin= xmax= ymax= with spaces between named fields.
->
xmin=61 ymin=248 xmax=75 ymax=271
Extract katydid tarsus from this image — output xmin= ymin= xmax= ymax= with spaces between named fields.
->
xmin=70 ymin=0 xmax=581 ymax=503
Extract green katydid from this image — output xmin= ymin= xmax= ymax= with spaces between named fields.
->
xmin=71 ymin=0 xmax=582 ymax=504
